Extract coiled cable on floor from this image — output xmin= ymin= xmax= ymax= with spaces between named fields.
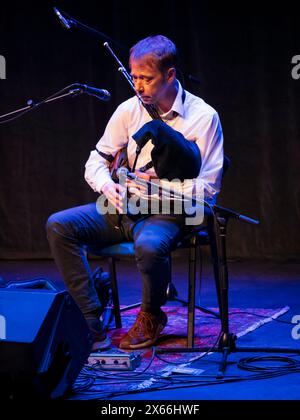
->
xmin=238 ymin=355 xmax=300 ymax=375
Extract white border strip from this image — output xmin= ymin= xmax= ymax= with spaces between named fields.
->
xmin=236 ymin=306 xmax=290 ymax=338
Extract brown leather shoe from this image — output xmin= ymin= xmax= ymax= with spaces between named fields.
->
xmin=119 ymin=310 xmax=168 ymax=350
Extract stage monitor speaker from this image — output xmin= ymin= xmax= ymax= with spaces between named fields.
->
xmin=0 ymin=289 xmax=92 ymax=400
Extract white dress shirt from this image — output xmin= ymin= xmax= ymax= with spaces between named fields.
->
xmin=85 ymin=81 xmax=224 ymax=205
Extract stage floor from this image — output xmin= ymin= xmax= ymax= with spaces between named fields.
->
xmin=1 ymin=257 xmax=300 ymax=400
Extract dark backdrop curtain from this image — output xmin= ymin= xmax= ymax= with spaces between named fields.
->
xmin=0 ymin=1 xmax=299 ymax=259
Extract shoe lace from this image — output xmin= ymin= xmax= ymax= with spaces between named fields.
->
xmin=130 ymin=312 xmax=156 ymax=335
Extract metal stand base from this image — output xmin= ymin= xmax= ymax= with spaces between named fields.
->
xmin=157 ymin=332 xmax=300 ymax=378
xmin=156 ymin=212 xmax=300 ymax=378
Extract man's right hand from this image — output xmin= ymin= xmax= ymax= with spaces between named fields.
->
xmin=101 ymin=182 xmax=126 ymax=214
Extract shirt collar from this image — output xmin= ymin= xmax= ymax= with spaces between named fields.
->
xmin=159 ymin=80 xmax=185 ymax=120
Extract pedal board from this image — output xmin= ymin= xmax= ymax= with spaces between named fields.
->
xmin=88 ymin=349 xmax=142 ymax=371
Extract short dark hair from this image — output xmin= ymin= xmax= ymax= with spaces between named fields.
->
xmin=129 ymin=35 xmax=178 ymax=73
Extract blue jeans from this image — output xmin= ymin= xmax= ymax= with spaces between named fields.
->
xmin=46 ymin=203 xmax=186 ymax=316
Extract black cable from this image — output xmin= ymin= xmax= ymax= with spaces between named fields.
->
xmin=200 ymin=309 xmax=293 ymax=328
xmin=154 ymin=330 xmax=223 ymax=366
xmin=88 ymin=356 xmax=300 ymax=400
xmin=82 ymin=347 xmax=157 ymax=379
xmin=73 ymin=333 xmax=224 ymax=396
xmin=71 ymin=351 xmax=300 ymax=400
xmin=238 ymin=355 xmax=300 ymax=373
xmin=71 ymin=375 xmax=95 ymax=393
xmin=71 ymin=367 xmax=173 ymax=399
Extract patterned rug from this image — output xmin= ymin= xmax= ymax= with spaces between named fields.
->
xmin=72 ymin=306 xmax=290 ymax=399
xmin=109 ymin=306 xmax=290 ymax=349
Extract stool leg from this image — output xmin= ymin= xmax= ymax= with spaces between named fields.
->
xmin=108 ymin=257 xmax=122 ymax=328
xmin=187 ymin=234 xmax=197 ymax=348
xmin=208 ymin=219 xmax=222 ymax=314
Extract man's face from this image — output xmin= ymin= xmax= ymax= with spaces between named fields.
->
xmin=130 ymin=56 xmax=173 ymax=106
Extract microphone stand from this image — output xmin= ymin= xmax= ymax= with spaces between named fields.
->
xmin=0 ymin=85 xmax=88 ymax=124
xmin=156 ymin=203 xmax=300 ymax=378
xmin=55 ymin=7 xmax=162 ymax=170
xmin=54 ymin=8 xmax=126 ymax=52
xmin=53 ymin=8 xmax=202 ymax=86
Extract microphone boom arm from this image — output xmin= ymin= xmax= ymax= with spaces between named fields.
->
xmin=53 ymin=7 xmax=125 ymax=51
xmin=0 ymin=84 xmax=94 ymax=125
xmin=121 ymin=169 xmax=260 ymax=226
xmin=53 ymin=8 xmax=162 ymax=121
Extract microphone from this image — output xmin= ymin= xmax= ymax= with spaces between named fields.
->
xmin=116 ymin=167 xmax=139 ymax=182
xmin=53 ymin=7 xmax=71 ymax=29
xmin=73 ymin=84 xmax=111 ymax=101
xmin=214 ymin=205 xmax=260 ymax=226
xmin=116 ymin=167 xmax=130 ymax=178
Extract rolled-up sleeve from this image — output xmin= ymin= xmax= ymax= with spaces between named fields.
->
xmin=196 ymin=112 xmax=224 ymax=203
xmin=84 ymin=103 xmax=129 ymax=193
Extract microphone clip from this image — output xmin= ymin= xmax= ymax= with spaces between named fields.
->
xmin=68 ymin=83 xmax=111 ymax=102
xmin=69 ymin=88 xmax=83 ymax=97
xmin=53 ymin=7 xmax=72 ymax=30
